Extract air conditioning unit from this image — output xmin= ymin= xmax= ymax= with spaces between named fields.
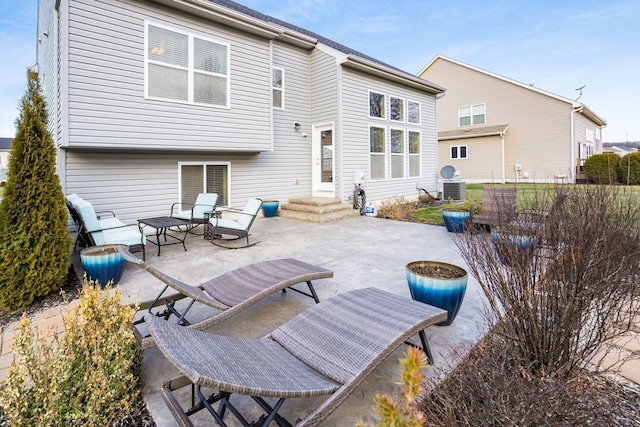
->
xmin=442 ymin=181 xmax=466 ymax=201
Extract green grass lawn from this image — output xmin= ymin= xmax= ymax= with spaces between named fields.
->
xmin=415 ymin=183 xmax=556 ymax=226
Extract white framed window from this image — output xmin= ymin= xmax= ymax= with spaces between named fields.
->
xmin=586 ymin=128 xmax=594 ymax=142
xmin=390 ymin=96 xmax=404 ymax=122
xmin=408 ymin=131 xmax=421 ymax=178
xmin=459 ymin=103 xmax=485 ymax=126
xmin=390 ymin=128 xmax=405 ymax=179
xmin=145 ymin=22 xmax=229 ymax=107
xmin=369 ymin=91 xmax=386 ymax=119
xmin=369 ymin=126 xmax=387 ymax=180
xmin=272 ymin=67 xmax=284 ymax=109
xmin=450 ymin=145 xmax=468 ymax=159
xmin=407 ymin=100 xmax=421 ymax=124
xmin=179 ymin=162 xmax=230 ymax=207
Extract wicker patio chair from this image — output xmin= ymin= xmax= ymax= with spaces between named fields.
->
xmin=147 ymin=287 xmax=447 ymax=427
xmin=170 ymin=192 xmax=218 ymax=235
xmin=205 ymin=198 xmax=263 ymax=248
xmin=118 ymin=246 xmax=333 ymax=350
xmin=470 ymin=187 xmax=518 ymax=229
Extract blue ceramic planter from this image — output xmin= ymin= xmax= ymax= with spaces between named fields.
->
xmin=442 ymin=210 xmax=470 ymax=233
xmin=491 ymin=232 xmax=537 ymax=265
xmin=406 ymin=261 xmax=468 ymax=326
xmin=80 ymin=244 xmax=127 ymax=289
xmin=262 ymin=200 xmax=279 ymax=217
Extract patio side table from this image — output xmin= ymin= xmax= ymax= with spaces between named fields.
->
xmin=138 ymin=216 xmax=190 ymax=256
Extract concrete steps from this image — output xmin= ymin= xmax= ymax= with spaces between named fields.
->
xmin=278 ymin=197 xmax=361 ymax=223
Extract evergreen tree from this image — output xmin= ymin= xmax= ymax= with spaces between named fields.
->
xmin=0 ymin=71 xmax=71 ymax=311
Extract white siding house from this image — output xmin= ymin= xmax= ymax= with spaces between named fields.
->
xmin=37 ymin=0 xmax=444 ymax=223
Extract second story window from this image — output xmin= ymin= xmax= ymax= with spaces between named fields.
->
xmin=146 ymin=23 xmax=229 ymax=107
xmin=459 ymin=104 xmax=485 ymax=126
xmin=390 ymin=97 xmax=404 ymax=122
xmin=369 ymin=91 xmax=386 ymax=119
xmin=272 ymin=68 xmax=284 ymax=109
xmin=407 ymin=100 xmax=421 ymax=124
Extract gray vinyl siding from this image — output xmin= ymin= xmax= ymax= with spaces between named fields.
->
xmin=340 ymin=68 xmax=438 ymax=201
xmin=66 ymin=0 xmax=272 ymax=151
xmin=37 ymin=0 xmax=57 ymax=136
xmin=310 ymin=49 xmax=340 ymax=194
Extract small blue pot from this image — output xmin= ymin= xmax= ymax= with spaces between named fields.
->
xmin=406 ymin=261 xmax=468 ymax=326
xmin=491 ymin=232 xmax=537 ymax=265
xmin=442 ymin=210 xmax=470 ymax=233
xmin=80 ymin=244 xmax=127 ymax=289
xmin=262 ymin=200 xmax=279 ymax=217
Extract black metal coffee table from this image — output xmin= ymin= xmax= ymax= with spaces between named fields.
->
xmin=138 ymin=216 xmax=190 ymax=256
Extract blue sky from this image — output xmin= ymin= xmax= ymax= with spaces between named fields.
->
xmin=1 ymin=0 xmax=638 ymax=142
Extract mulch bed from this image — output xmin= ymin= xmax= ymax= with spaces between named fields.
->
xmin=421 ymin=335 xmax=640 ymax=426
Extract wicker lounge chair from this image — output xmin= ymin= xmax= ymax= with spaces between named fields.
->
xmin=205 ymin=198 xmax=263 ymax=248
xmin=170 ymin=192 xmax=218 ymax=235
xmin=147 ymin=287 xmax=447 ymax=427
xmin=117 ymin=246 xmax=333 ymax=350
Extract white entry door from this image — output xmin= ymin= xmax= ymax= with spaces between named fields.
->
xmin=312 ymin=124 xmax=335 ymax=197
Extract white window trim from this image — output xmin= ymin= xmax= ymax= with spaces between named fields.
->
xmin=450 ymin=145 xmax=468 ymax=160
xmin=368 ymin=90 xmax=387 ymax=120
xmin=407 ymin=99 xmax=421 ymax=125
xmin=389 ymin=96 xmax=405 ymax=123
xmin=178 ymin=161 xmax=232 ymax=205
xmin=144 ymin=21 xmax=231 ymax=109
xmin=272 ymin=67 xmax=284 ymax=110
xmin=458 ymin=103 xmax=486 ymax=127
xmin=389 ymin=127 xmax=405 ymax=180
xmin=369 ymin=124 xmax=387 ymax=181
xmin=408 ymin=130 xmax=421 ymax=178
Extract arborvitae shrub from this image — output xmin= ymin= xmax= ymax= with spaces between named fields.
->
xmin=617 ymin=151 xmax=640 ymax=185
xmin=0 ymin=71 xmax=71 ymax=311
xmin=0 ymin=282 xmax=142 ymax=426
xmin=582 ymin=153 xmax=620 ymax=184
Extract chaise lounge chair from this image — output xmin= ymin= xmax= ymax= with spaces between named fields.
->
xmin=147 ymin=287 xmax=447 ymax=427
xmin=117 ymin=246 xmax=333 ymax=350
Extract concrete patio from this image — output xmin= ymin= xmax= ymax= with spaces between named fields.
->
xmin=118 ymin=215 xmax=487 ymax=426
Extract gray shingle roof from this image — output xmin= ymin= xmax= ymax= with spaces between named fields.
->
xmin=0 ymin=138 xmax=12 ymax=150
xmin=207 ymin=0 xmax=409 ymax=75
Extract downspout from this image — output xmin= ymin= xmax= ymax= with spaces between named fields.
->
xmin=570 ymin=108 xmax=576 ymax=182
xmin=336 ymin=57 xmax=343 ymax=201
xmin=268 ymin=40 xmax=274 ymax=151
xmin=501 ymin=131 xmax=506 ymax=184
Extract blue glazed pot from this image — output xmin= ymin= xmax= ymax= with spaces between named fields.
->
xmin=262 ymin=200 xmax=279 ymax=217
xmin=80 ymin=244 xmax=127 ymax=289
xmin=442 ymin=210 xmax=470 ymax=233
xmin=406 ymin=261 xmax=468 ymax=326
xmin=491 ymin=232 xmax=537 ymax=265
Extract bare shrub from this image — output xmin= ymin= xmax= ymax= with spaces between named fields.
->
xmin=455 ymin=184 xmax=640 ymax=379
xmin=377 ymin=196 xmax=416 ymax=221
xmin=422 ymin=333 xmax=640 ymax=426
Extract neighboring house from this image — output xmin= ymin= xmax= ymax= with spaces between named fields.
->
xmin=603 ymin=145 xmax=636 ymax=156
xmin=36 ymin=0 xmax=444 ymax=223
xmin=418 ymin=55 xmax=606 ymax=184
xmin=0 ymin=138 xmax=10 ymax=184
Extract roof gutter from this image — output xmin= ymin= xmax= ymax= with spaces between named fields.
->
xmin=573 ymin=104 xmax=607 ymax=128
xmin=150 ymin=0 xmax=284 ymax=39
xmin=342 ymin=55 xmax=445 ymax=94
xmin=149 ymin=0 xmax=318 ymax=48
